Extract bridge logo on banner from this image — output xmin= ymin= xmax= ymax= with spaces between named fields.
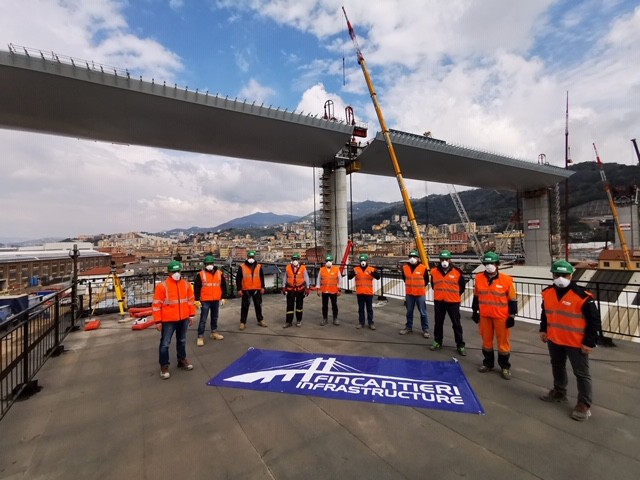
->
xmin=208 ymin=348 xmax=484 ymax=414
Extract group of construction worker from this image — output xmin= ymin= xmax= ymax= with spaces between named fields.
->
xmin=152 ymin=248 xmax=600 ymax=422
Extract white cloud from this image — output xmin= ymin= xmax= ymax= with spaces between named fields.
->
xmin=238 ymin=78 xmax=276 ymax=103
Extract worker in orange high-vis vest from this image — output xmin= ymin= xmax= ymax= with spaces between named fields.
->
xmin=153 ymin=260 xmax=196 ymax=380
xmin=282 ymin=253 xmax=310 ymax=328
xmin=399 ymin=249 xmax=431 ymax=338
xmin=539 ymin=260 xmax=601 ymax=422
xmin=429 ymin=249 xmax=468 ymax=355
xmin=348 ymin=253 xmax=381 ymax=330
xmin=316 ymin=254 xmax=343 ymax=326
xmin=471 ymin=251 xmax=517 ymax=380
xmin=194 ymin=255 xmax=227 ymax=346
xmin=236 ymin=250 xmax=267 ymax=330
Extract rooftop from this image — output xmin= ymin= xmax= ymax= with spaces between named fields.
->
xmin=1 ymin=294 xmax=638 ymax=479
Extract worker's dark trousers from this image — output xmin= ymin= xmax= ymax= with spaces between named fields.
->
xmin=240 ymin=290 xmax=263 ymax=323
xmin=547 ymin=340 xmax=592 ymax=406
xmin=321 ymin=293 xmax=339 ymax=320
xmin=285 ymin=290 xmax=305 ymax=324
xmin=433 ymin=300 xmax=465 ymax=347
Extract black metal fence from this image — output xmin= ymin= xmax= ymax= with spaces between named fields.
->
xmin=0 ymin=286 xmax=74 ymax=421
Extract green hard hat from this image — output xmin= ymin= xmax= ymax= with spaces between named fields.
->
xmin=292 ymin=253 xmax=301 ymax=260
xmin=482 ymin=251 xmax=500 ymax=264
xmin=204 ymin=255 xmax=215 ymax=264
xmin=247 ymin=250 xmax=256 ymax=258
xmin=167 ymin=260 xmax=182 ymax=272
xmin=409 ymin=249 xmax=419 ymax=257
xmin=551 ymin=260 xmax=575 ymax=275
xmin=359 ymin=253 xmax=369 ymax=261
xmin=439 ymin=249 xmax=452 ymax=259
xmin=325 ymin=254 xmax=334 ymax=261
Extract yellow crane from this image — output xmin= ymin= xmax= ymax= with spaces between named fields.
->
xmin=342 ymin=7 xmax=429 ymax=266
xmin=593 ymin=143 xmax=633 ymax=269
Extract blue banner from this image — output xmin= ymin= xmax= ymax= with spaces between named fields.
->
xmin=208 ymin=348 xmax=484 ymax=414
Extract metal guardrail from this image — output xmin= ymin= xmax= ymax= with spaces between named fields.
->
xmin=0 ymin=286 xmax=74 ymax=421
xmin=2 ymin=265 xmax=637 ymax=421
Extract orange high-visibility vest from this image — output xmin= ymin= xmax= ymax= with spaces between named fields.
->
xmin=199 ymin=269 xmax=223 ymax=301
xmin=354 ymin=266 xmax=376 ymax=295
xmin=403 ymin=264 xmax=427 ymax=296
xmin=285 ymin=264 xmax=307 ymax=291
xmin=431 ymin=267 xmax=462 ymax=303
xmin=474 ymin=272 xmax=515 ymax=320
xmin=319 ymin=266 xmax=340 ymax=294
xmin=542 ymin=287 xmax=591 ymax=348
xmin=241 ymin=263 xmax=262 ymax=290
xmin=152 ymin=277 xmax=196 ymax=323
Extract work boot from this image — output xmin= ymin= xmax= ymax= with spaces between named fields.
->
xmin=540 ymin=388 xmax=568 ymax=403
xmin=456 ymin=346 xmax=467 ymax=356
xmin=571 ymin=402 xmax=592 ymax=421
xmin=296 ymin=321 xmax=302 ymax=327
xmin=320 ymin=318 xmax=328 ymax=326
xmin=178 ymin=359 xmax=193 ymax=371
xmin=399 ymin=327 xmax=412 ymax=335
xmin=196 ymin=336 xmax=205 ymax=347
xmin=160 ymin=365 xmax=170 ymax=379
xmin=257 ymin=320 xmax=268 ymax=327
xmin=478 ymin=365 xmax=494 ymax=373
xmin=239 ymin=323 xmax=246 ymax=331
xmin=210 ymin=332 xmax=224 ymax=340
xmin=333 ymin=318 xmax=340 ymax=326
xmin=423 ymin=331 xmax=431 ymax=339
xmin=501 ymin=368 xmax=511 ymax=380
xmin=429 ymin=341 xmax=442 ymax=351
xmin=282 ymin=322 xmax=293 ymax=329
xmin=368 ymin=323 xmax=376 ymax=330
xmin=356 ymin=323 xmax=363 ymax=329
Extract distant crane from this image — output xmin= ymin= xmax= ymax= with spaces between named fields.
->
xmin=632 ymin=138 xmax=640 ymax=164
xmin=447 ymin=185 xmax=484 ymax=260
xmin=593 ymin=143 xmax=633 ymax=269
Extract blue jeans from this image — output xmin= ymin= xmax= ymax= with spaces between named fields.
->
xmin=405 ymin=294 xmax=429 ymax=331
xmin=357 ymin=294 xmax=374 ymax=325
xmin=198 ymin=301 xmax=220 ymax=336
xmin=159 ymin=319 xmax=189 ymax=367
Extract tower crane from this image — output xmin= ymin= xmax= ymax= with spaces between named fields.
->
xmin=593 ymin=143 xmax=633 ymax=270
xmin=447 ymin=185 xmax=484 ymax=259
xmin=342 ymin=8 xmax=430 ymax=266
xmin=632 ymin=138 xmax=640 ymax=164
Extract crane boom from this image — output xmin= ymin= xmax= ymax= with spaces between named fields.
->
xmin=447 ymin=185 xmax=484 ymax=259
xmin=342 ymin=7 xmax=429 ymax=267
xmin=593 ymin=143 xmax=633 ymax=269
xmin=632 ymin=138 xmax=640 ymax=164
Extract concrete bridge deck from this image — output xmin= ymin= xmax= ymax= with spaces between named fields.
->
xmin=1 ymin=293 xmax=638 ymax=480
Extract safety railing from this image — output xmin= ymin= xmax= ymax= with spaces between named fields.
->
xmin=0 ymin=286 xmax=74 ymax=421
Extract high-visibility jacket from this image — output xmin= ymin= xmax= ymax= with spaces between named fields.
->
xmin=474 ymin=272 xmax=516 ymax=320
xmin=431 ymin=266 xmax=463 ymax=303
xmin=319 ymin=266 xmax=341 ymax=294
xmin=152 ymin=276 xmax=196 ymax=323
xmin=199 ymin=269 xmax=223 ymax=301
xmin=354 ymin=266 xmax=376 ymax=295
xmin=542 ymin=287 xmax=591 ymax=348
xmin=285 ymin=264 xmax=307 ymax=291
xmin=240 ymin=263 xmax=262 ymax=290
xmin=403 ymin=264 xmax=427 ymax=296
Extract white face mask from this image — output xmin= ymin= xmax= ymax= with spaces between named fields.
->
xmin=440 ymin=260 xmax=450 ymax=269
xmin=553 ymin=276 xmax=571 ymax=288
xmin=360 ymin=261 xmax=367 ymax=268
xmin=205 ymin=265 xmax=214 ymax=271
xmin=484 ymin=264 xmax=497 ymax=274
xmin=409 ymin=257 xmax=418 ymax=265
xmin=292 ymin=260 xmax=299 ymax=267
xmin=247 ymin=258 xmax=255 ymax=264
xmin=326 ymin=262 xmax=332 ymax=268
xmin=171 ymin=272 xmax=181 ymax=281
